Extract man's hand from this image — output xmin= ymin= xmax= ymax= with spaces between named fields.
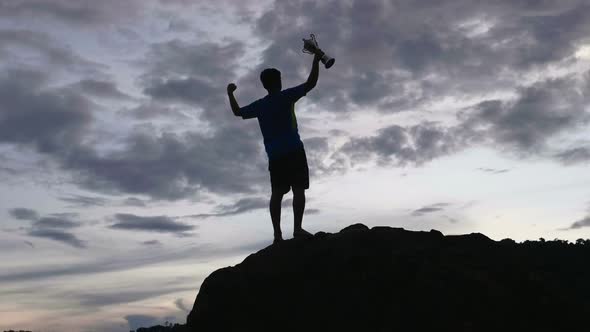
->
xmin=313 ymin=49 xmax=324 ymax=63
xmin=227 ymin=83 xmax=241 ymax=116
xmin=227 ymin=83 xmax=237 ymax=94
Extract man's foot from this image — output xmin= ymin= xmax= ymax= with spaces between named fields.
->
xmin=293 ymin=228 xmax=313 ymax=239
xmin=273 ymin=235 xmax=283 ymax=245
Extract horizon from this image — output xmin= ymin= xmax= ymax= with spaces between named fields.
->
xmin=1 ymin=0 xmax=590 ymax=331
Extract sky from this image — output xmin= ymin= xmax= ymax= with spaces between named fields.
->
xmin=1 ymin=0 xmax=590 ymax=330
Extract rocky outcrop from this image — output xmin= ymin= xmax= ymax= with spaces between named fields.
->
xmin=184 ymin=224 xmax=590 ymax=331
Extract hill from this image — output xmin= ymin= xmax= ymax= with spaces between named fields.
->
xmin=142 ymin=224 xmax=590 ymax=331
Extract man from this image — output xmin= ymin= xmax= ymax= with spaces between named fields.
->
xmin=226 ymin=49 xmax=324 ymax=244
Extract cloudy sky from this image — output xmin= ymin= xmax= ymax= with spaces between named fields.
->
xmin=1 ymin=0 xmax=590 ymax=330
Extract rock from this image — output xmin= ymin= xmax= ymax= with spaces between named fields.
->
xmin=183 ymin=224 xmax=590 ymax=332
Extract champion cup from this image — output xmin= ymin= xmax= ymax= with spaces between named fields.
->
xmin=302 ymin=33 xmax=335 ymax=69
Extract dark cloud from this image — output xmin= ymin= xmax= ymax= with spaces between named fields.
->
xmin=110 ymin=213 xmax=195 ymax=234
xmin=80 ymin=286 xmax=193 ymax=308
xmin=8 ymin=207 xmax=87 ymax=248
xmin=61 ymin=127 xmax=266 ymax=200
xmin=118 ymin=102 xmax=190 ymax=120
xmin=141 ymin=240 xmax=162 ymax=246
xmin=477 ymin=168 xmax=510 ymax=174
xmin=340 ymin=122 xmax=461 ymax=166
xmin=189 ymin=197 xmax=268 ymax=219
xmin=24 ymin=240 xmax=35 ymax=248
xmin=564 ymin=216 xmax=590 ymax=230
xmin=67 ymin=79 xmax=132 ymax=100
xmin=443 ymin=215 xmax=459 ymax=223
xmin=458 ymin=77 xmax=590 ymax=154
xmin=411 ymin=203 xmax=451 ymax=217
xmin=140 ymin=38 xmax=246 ymax=124
xmin=0 ymin=240 xmax=267 ymax=282
xmin=33 ymin=217 xmax=79 ymax=229
xmin=0 ymin=30 xmax=103 ymax=74
xmin=339 ymin=73 xmax=589 ymax=167
xmin=1 ymin=66 xmax=266 ymax=201
xmin=250 ymin=0 xmax=590 ymax=113
xmin=28 ymin=228 xmax=86 ymax=248
xmin=8 ymin=207 xmax=39 ymax=221
xmin=59 ymin=195 xmax=109 ymax=207
xmin=122 ymin=197 xmax=149 ymax=207
xmin=174 ymin=298 xmax=190 ymax=313
xmin=306 ymin=208 xmax=321 ymax=215
xmin=303 ymin=136 xmax=346 ymax=176
xmin=0 ymin=69 xmax=93 ymax=154
xmin=555 ymin=146 xmax=590 ymax=165
xmin=0 ymin=1 xmax=141 ymax=25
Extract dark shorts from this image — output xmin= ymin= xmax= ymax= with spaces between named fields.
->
xmin=268 ymin=147 xmax=309 ymax=194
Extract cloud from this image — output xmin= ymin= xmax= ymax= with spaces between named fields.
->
xmin=8 ymin=208 xmax=39 ymax=220
xmin=250 ymin=0 xmax=590 ymax=114
xmin=174 ymin=298 xmax=190 ymax=313
xmin=564 ymin=216 xmax=590 ymax=230
xmin=122 ymin=197 xmax=149 ymax=207
xmin=67 ymin=79 xmax=132 ymax=100
xmin=79 ymin=286 xmax=193 ymax=308
xmin=477 ymin=168 xmax=510 ymax=174
xmin=0 ymin=66 xmax=267 ymax=201
xmin=339 ymin=73 xmax=589 ymax=167
xmin=118 ymin=102 xmax=190 ymax=120
xmin=0 ymin=1 xmax=142 ymax=26
xmin=60 ymin=127 xmax=267 ymax=200
xmin=411 ymin=203 xmax=451 ymax=217
xmin=0 ymin=29 xmax=104 ymax=74
xmin=59 ymin=195 xmax=110 ymax=207
xmin=141 ymin=240 xmax=162 ymax=246
xmin=28 ymin=228 xmax=86 ymax=248
xmin=458 ymin=77 xmax=590 ymax=154
xmin=140 ymin=39 xmax=245 ymax=123
xmin=340 ymin=122 xmax=461 ymax=166
xmin=0 ymin=68 xmax=93 ymax=154
xmin=189 ymin=197 xmax=268 ymax=219
xmin=8 ymin=207 xmax=87 ymax=248
xmin=555 ymin=146 xmax=590 ymax=165
xmin=0 ymin=239 xmax=267 ymax=283
xmin=33 ymin=217 xmax=79 ymax=229
xmin=306 ymin=208 xmax=321 ymax=215
xmin=110 ymin=213 xmax=195 ymax=234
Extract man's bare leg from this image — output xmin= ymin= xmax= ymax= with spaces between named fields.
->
xmin=270 ymin=191 xmax=284 ymax=242
xmin=293 ymin=187 xmax=312 ymax=238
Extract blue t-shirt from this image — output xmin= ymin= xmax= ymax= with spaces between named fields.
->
xmin=241 ymin=83 xmax=307 ymax=160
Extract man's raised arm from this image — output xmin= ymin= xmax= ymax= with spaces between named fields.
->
xmin=227 ymin=83 xmax=241 ymax=117
xmin=304 ymin=50 xmax=323 ymax=93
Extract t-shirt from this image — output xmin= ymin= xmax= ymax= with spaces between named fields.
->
xmin=241 ymin=83 xmax=307 ymax=160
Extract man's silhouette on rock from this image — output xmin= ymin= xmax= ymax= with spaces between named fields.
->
xmin=227 ymin=49 xmax=325 ymax=244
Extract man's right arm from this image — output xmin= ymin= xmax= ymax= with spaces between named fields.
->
xmin=227 ymin=83 xmax=241 ymax=117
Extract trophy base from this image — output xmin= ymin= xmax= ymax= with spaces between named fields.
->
xmin=321 ymin=55 xmax=335 ymax=69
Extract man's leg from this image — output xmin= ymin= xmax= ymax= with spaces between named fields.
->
xmin=292 ymin=186 xmax=312 ymax=238
xmin=270 ymin=190 xmax=284 ymax=242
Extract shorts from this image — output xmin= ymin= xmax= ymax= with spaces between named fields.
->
xmin=268 ymin=147 xmax=309 ymax=194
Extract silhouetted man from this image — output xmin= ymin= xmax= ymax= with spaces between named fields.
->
xmin=227 ymin=50 xmax=324 ymax=244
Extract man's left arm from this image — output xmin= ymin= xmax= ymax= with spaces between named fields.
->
xmin=304 ymin=50 xmax=323 ymax=93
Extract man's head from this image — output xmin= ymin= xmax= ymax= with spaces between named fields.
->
xmin=260 ymin=68 xmax=281 ymax=93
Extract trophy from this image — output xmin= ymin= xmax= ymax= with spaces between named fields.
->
xmin=302 ymin=33 xmax=335 ymax=69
